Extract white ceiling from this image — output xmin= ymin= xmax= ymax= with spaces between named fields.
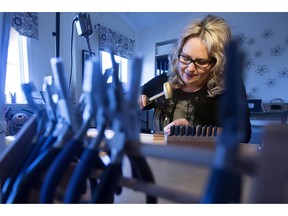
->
xmin=117 ymin=12 xmax=190 ymax=30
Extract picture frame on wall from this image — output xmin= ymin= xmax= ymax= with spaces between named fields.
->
xmin=82 ymin=50 xmax=95 ymax=81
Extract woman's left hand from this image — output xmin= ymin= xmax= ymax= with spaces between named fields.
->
xmin=163 ymin=118 xmax=189 ymax=135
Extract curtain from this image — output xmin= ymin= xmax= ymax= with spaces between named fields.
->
xmin=0 ymin=13 xmax=12 ymax=151
xmin=12 ymin=12 xmax=39 ymax=40
xmin=97 ymin=24 xmax=134 ymax=59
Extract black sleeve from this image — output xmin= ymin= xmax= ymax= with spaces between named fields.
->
xmin=141 ymin=72 xmax=168 ymax=97
xmin=140 ymin=73 xmax=168 ymax=110
xmin=218 ymin=79 xmax=252 ymax=143
xmin=239 ymin=80 xmax=252 ymax=143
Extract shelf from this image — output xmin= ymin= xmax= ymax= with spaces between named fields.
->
xmin=250 ymin=111 xmax=288 ymax=124
xmin=155 ymin=39 xmax=177 ymax=76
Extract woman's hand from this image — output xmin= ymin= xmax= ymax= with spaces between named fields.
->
xmin=138 ymin=94 xmax=148 ymax=109
xmin=163 ymin=118 xmax=190 ymax=135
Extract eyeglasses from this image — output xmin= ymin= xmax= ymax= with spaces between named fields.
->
xmin=178 ymin=54 xmax=214 ymax=69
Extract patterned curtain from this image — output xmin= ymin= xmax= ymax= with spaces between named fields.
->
xmin=97 ymin=24 xmax=134 ymax=59
xmin=11 ymin=12 xmax=39 ymax=40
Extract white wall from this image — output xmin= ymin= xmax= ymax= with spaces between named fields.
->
xmin=136 ymin=12 xmax=288 ymax=103
xmin=29 ymin=12 xmax=135 ymax=103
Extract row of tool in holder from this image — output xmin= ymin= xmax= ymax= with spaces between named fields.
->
xmin=169 ymin=125 xmax=219 ymax=137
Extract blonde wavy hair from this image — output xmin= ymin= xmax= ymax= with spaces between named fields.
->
xmin=168 ymin=14 xmax=231 ymax=97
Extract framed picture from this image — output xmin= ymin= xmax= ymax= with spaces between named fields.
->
xmin=82 ymin=50 xmax=95 ymax=80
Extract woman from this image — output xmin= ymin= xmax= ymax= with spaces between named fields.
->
xmin=139 ymin=14 xmax=251 ymax=143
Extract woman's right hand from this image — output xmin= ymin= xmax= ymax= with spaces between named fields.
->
xmin=138 ymin=94 xmax=148 ymax=109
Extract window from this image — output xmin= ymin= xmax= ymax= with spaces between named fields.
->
xmin=5 ymin=27 xmax=29 ymax=104
xmin=100 ymin=51 xmax=128 ymax=83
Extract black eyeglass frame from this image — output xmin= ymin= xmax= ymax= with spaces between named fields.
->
xmin=178 ymin=54 xmax=215 ymax=69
